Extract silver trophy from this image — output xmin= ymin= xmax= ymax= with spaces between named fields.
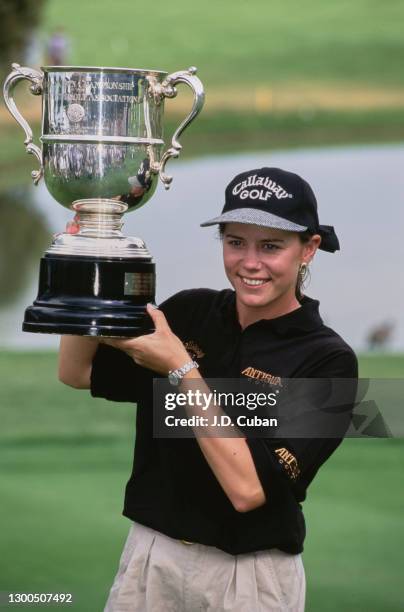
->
xmin=3 ymin=63 xmax=204 ymax=336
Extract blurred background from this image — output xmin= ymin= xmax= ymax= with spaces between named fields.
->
xmin=0 ymin=1 xmax=403 ymax=610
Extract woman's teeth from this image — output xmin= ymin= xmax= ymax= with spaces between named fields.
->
xmin=241 ymin=277 xmax=269 ymax=286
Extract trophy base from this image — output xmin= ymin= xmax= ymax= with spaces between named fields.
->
xmin=23 ymin=253 xmax=156 ymax=337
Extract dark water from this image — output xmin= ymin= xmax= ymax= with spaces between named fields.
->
xmin=1 ymin=144 xmax=403 ymax=350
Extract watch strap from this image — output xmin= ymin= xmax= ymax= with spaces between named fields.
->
xmin=168 ymin=360 xmax=199 ymax=385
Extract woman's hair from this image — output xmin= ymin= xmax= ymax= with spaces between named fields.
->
xmin=218 ymin=223 xmax=312 ymax=300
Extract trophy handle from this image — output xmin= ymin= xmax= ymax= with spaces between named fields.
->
xmin=3 ymin=63 xmax=44 ymax=185
xmin=150 ymin=66 xmax=205 ymax=189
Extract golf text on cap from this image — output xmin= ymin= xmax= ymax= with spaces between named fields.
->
xmin=232 ymin=174 xmax=293 ymax=202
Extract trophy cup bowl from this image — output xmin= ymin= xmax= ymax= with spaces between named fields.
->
xmin=3 ymin=64 xmax=204 ymax=336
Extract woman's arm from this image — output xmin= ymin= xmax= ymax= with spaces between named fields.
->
xmin=58 ymin=219 xmax=101 ymax=390
xmin=58 ymin=335 xmax=100 ymax=389
xmin=179 ymin=369 xmax=266 ymax=512
xmin=103 ymin=304 xmax=266 ymax=513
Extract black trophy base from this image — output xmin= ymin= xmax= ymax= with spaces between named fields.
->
xmin=23 ymin=253 xmax=156 ymax=337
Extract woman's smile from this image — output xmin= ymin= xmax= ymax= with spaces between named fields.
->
xmin=238 ymin=275 xmax=272 ymax=287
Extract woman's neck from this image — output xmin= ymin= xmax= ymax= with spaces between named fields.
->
xmin=236 ymin=294 xmax=301 ymax=330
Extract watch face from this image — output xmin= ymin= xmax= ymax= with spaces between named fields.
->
xmin=168 ymin=372 xmax=179 ymax=386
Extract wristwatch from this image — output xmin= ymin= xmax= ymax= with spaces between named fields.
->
xmin=168 ymin=360 xmax=199 ymax=386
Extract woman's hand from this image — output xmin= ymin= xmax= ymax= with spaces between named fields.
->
xmin=101 ymin=303 xmax=191 ymax=375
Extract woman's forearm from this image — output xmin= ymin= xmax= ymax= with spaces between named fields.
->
xmin=179 ymin=370 xmax=266 ymax=512
xmin=58 ymin=335 xmax=100 ymax=388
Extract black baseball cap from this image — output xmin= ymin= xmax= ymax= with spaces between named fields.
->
xmin=200 ymin=167 xmax=339 ymax=252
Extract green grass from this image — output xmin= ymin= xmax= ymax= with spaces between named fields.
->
xmin=0 ymin=352 xmax=403 ymax=610
xmin=304 ymin=438 xmax=404 ymax=612
xmin=0 ymin=352 xmax=135 ymax=611
xmin=358 ymin=352 xmax=404 ymax=377
xmin=41 ymin=0 xmax=404 ymax=88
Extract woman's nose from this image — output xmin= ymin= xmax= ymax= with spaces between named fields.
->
xmin=242 ymin=248 xmax=262 ymax=269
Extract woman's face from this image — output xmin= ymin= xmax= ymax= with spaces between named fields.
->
xmin=222 ymin=223 xmax=321 ymax=321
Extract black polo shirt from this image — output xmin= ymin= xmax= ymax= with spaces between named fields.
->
xmin=91 ymin=288 xmax=358 ymax=555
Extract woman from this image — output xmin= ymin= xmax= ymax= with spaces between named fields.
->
xmin=59 ymin=167 xmax=358 ymax=612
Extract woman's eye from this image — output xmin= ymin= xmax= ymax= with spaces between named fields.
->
xmin=262 ymin=243 xmax=279 ymax=251
xmin=228 ymin=239 xmax=242 ymax=247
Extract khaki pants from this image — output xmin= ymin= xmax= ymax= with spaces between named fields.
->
xmin=104 ymin=522 xmax=305 ymax=612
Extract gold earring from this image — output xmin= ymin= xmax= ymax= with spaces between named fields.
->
xmin=299 ymin=262 xmax=308 ymax=278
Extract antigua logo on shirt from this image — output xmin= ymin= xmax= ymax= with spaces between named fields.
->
xmin=241 ymin=366 xmax=283 ymax=387
xmin=274 ymin=447 xmax=300 ymax=481
xmin=232 ymin=174 xmax=294 ymax=202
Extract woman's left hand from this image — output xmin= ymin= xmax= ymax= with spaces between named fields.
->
xmin=101 ymin=303 xmax=190 ymax=375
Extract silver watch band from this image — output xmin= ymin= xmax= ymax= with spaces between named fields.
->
xmin=168 ymin=360 xmax=199 ymax=386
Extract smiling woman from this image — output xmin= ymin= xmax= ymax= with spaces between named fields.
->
xmin=59 ymin=167 xmax=357 ymax=612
